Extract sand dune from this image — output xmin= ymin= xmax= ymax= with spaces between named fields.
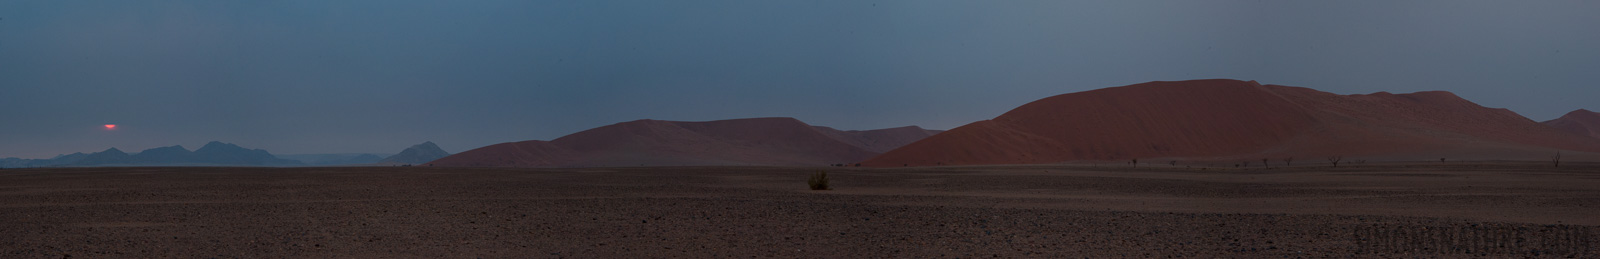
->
xmin=1545 ymin=109 xmax=1600 ymax=139
xmin=865 ymin=79 xmax=1600 ymax=166
xmin=429 ymin=118 xmax=936 ymax=167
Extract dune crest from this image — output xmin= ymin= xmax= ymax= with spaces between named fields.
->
xmin=864 ymin=79 xmax=1600 ymax=166
xmin=428 ymin=118 xmax=936 ymax=167
xmin=1544 ymin=109 xmax=1600 ymax=139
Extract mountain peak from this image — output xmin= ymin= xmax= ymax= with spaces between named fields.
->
xmin=200 ymin=141 xmax=239 ymax=149
xmin=76 ymin=147 xmax=134 ymax=165
xmin=381 ymin=141 xmax=452 ymax=165
xmin=143 ymin=145 xmax=190 ymax=152
xmin=189 ymin=141 xmax=300 ymax=166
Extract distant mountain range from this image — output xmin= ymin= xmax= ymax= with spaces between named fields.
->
xmin=0 ymin=141 xmax=450 ymax=168
xmin=0 ymin=141 xmax=302 ymax=167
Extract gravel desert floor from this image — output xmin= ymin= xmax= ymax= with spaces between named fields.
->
xmin=2 ymin=163 xmax=1598 ymax=258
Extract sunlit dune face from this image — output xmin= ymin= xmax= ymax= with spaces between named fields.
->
xmin=104 ymin=124 xmax=116 ymax=130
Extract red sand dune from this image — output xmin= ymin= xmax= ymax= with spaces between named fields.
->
xmin=864 ymin=79 xmax=1600 ymax=166
xmin=429 ymin=118 xmax=937 ymax=167
xmin=1544 ymin=109 xmax=1600 ymax=139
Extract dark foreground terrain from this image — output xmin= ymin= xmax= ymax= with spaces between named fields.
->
xmin=2 ymin=163 xmax=1597 ymax=258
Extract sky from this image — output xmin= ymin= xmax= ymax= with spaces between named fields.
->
xmin=1 ymin=1 xmax=1597 ymax=158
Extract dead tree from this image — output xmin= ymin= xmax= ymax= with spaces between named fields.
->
xmin=1131 ymin=158 xmax=1138 ymax=169
xmin=1553 ymin=151 xmax=1561 ymax=168
xmin=1262 ymin=158 xmax=1269 ymax=169
xmin=1283 ymin=157 xmax=1293 ymax=167
xmin=1328 ymin=156 xmax=1342 ymax=168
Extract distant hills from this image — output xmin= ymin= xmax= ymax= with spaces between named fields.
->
xmin=379 ymin=141 xmax=450 ymax=165
xmin=863 ymin=79 xmax=1600 ymax=166
xmin=427 ymin=118 xmax=940 ymax=167
xmin=0 ymin=141 xmax=303 ymax=167
xmin=0 ymin=141 xmax=450 ymax=168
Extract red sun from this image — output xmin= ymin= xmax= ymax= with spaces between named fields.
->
xmin=104 ymin=124 xmax=117 ymax=130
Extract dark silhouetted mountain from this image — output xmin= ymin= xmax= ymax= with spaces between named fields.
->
xmin=75 ymin=148 xmax=133 ymax=165
xmin=50 ymin=152 xmax=90 ymax=165
xmin=0 ymin=157 xmax=25 ymax=168
xmin=381 ymin=141 xmax=449 ymax=165
xmin=2 ymin=152 xmax=92 ymax=167
xmin=191 ymin=141 xmax=302 ymax=166
xmin=4 ymin=142 xmax=301 ymax=167
xmin=130 ymin=145 xmax=194 ymax=164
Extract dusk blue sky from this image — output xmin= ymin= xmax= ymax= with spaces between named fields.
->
xmin=2 ymin=1 xmax=1596 ymax=158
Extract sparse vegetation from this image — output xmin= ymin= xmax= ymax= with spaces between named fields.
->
xmin=1328 ymin=156 xmax=1342 ymax=168
xmin=808 ymin=170 xmax=831 ymax=190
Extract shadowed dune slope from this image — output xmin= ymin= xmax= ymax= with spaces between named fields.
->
xmin=864 ymin=79 xmax=1600 ymax=166
xmin=1544 ymin=109 xmax=1600 ymax=139
xmin=813 ymin=126 xmax=944 ymax=153
xmin=428 ymin=118 xmax=933 ymax=167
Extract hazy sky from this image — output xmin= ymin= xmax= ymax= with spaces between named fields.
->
xmin=2 ymin=1 xmax=1596 ymax=158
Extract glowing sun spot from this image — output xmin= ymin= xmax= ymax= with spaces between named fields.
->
xmin=104 ymin=124 xmax=116 ymax=130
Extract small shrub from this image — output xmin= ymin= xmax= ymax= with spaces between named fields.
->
xmin=808 ymin=170 xmax=831 ymax=190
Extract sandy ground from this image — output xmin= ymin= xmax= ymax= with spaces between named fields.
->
xmin=2 ymin=163 xmax=1597 ymax=258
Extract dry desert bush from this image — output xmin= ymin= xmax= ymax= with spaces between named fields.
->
xmin=808 ymin=170 xmax=831 ymax=190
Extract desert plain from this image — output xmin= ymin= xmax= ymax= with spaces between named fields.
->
xmin=2 ymin=163 xmax=1597 ymax=258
